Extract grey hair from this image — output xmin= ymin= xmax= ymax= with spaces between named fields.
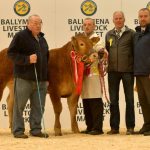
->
xmin=113 ymin=11 xmax=125 ymax=19
xmin=27 ymin=14 xmax=42 ymax=23
xmin=83 ymin=18 xmax=95 ymax=25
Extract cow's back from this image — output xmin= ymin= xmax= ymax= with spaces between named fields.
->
xmin=48 ymin=42 xmax=75 ymax=97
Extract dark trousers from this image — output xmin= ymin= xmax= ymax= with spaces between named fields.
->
xmin=136 ymin=76 xmax=150 ymax=130
xmin=108 ymin=72 xmax=135 ymax=130
xmin=82 ymin=98 xmax=103 ymax=131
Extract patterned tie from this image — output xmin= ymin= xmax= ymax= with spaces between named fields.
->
xmin=141 ymin=29 xmax=145 ymax=34
xmin=116 ymin=30 xmax=121 ymax=39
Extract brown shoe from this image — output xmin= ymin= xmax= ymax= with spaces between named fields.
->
xmin=14 ymin=133 xmax=28 ymax=138
xmin=126 ymin=128 xmax=134 ymax=135
xmin=107 ymin=129 xmax=119 ymax=135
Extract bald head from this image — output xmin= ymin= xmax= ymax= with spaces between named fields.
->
xmin=113 ymin=11 xmax=125 ymax=30
xmin=113 ymin=11 xmax=125 ymax=19
xmin=28 ymin=15 xmax=42 ymax=24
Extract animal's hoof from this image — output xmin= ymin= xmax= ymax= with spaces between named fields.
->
xmin=54 ymin=128 xmax=62 ymax=136
xmin=72 ymin=129 xmax=80 ymax=133
xmin=55 ymin=133 xmax=62 ymax=136
xmin=9 ymin=126 xmax=13 ymax=133
xmin=74 ymin=131 xmax=80 ymax=133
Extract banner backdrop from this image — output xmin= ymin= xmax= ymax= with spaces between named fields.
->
xmin=0 ymin=0 xmax=149 ymax=130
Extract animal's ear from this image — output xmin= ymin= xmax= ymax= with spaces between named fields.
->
xmin=71 ymin=36 xmax=76 ymax=42
xmin=90 ymin=37 xmax=100 ymax=45
xmin=71 ymin=36 xmax=78 ymax=50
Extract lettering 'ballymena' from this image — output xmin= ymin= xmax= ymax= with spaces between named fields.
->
xmin=0 ymin=19 xmax=28 ymax=25
xmin=68 ymin=18 xmax=110 ymax=25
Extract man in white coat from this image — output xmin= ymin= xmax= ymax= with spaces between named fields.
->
xmin=81 ymin=18 xmax=107 ymax=135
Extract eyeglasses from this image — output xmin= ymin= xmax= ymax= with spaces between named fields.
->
xmin=31 ymin=21 xmax=43 ymax=26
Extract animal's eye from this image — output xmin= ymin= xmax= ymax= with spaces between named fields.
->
xmin=80 ymin=43 xmax=84 ymax=46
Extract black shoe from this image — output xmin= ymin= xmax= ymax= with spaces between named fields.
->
xmin=80 ymin=130 xmax=91 ymax=134
xmin=144 ymin=131 xmax=150 ymax=136
xmin=107 ymin=129 xmax=119 ymax=135
xmin=14 ymin=133 xmax=28 ymax=139
xmin=139 ymin=127 xmax=150 ymax=134
xmin=31 ymin=132 xmax=49 ymax=138
xmin=126 ymin=128 xmax=134 ymax=135
xmin=88 ymin=130 xmax=104 ymax=135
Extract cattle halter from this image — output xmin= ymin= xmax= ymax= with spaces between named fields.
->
xmin=98 ymin=50 xmax=109 ymax=103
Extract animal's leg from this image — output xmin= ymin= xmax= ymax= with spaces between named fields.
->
xmin=6 ymin=80 xmax=14 ymax=131
xmin=49 ymin=93 xmax=62 ymax=136
xmin=67 ymin=94 xmax=79 ymax=133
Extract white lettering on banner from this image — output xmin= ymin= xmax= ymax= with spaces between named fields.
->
xmin=68 ymin=18 xmax=110 ymax=37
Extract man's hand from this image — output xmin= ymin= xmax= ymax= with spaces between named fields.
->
xmin=29 ymin=54 xmax=37 ymax=63
xmin=89 ymin=52 xmax=98 ymax=62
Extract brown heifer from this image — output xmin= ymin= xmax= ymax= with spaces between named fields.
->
xmin=0 ymin=34 xmax=99 ymax=134
xmin=48 ymin=34 xmax=99 ymax=136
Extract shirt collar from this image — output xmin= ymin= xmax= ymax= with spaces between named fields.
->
xmin=141 ymin=27 xmax=146 ymax=31
xmin=115 ymin=26 xmax=125 ymax=33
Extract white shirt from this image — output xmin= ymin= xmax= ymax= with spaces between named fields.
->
xmin=115 ymin=26 xmax=126 ymax=37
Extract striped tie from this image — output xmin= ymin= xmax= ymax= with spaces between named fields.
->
xmin=116 ymin=30 xmax=121 ymax=39
xmin=141 ymin=30 xmax=145 ymax=34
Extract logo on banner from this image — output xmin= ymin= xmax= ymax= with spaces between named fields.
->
xmin=147 ymin=2 xmax=150 ymax=10
xmin=14 ymin=0 xmax=30 ymax=16
xmin=81 ymin=0 xmax=97 ymax=16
